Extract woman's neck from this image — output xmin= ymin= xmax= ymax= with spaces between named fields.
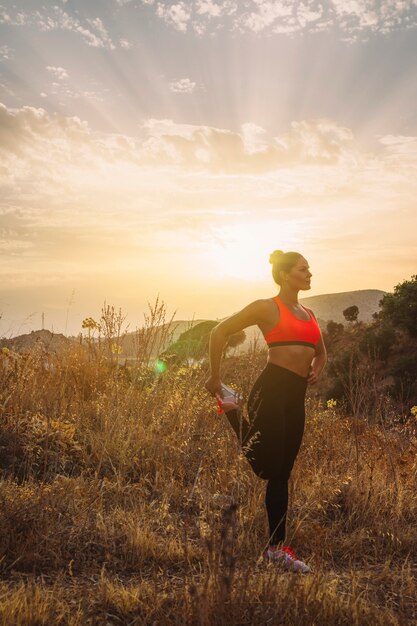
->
xmin=277 ymin=287 xmax=299 ymax=305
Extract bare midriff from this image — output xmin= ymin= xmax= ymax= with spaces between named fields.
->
xmin=267 ymin=344 xmax=315 ymax=378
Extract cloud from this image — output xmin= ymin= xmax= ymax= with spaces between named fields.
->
xmin=0 ymin=102 xmax=416 ymax=328
xmin=156 ymin=2 xmax=192 ymax=31
xmin=140 ymin=117 xmax=355 ymax=172
xmin=119 ymin=38 xmax=133 ymax=48
xmin=143 ymin=0 xmax=417 ymax=38
xmin=43 ymin=64 xmax=107 ymax=105
xmin=0 ymin=7 xmax=29 ymax=26
xmin=2 ymin=101 xmax=414 ymax=265
xmin=195 ymin=0 xmax=237 ymax=18
xmin=239 ymin=1 xmax=294 ymax=34
xmin=45 ymin=79 xmax=106 ymax=106
xmin=0 ymin=6 xmax=120 ymax=49
xmin=1 ymin=1 xmax=414 ymax=41
xmin=379 ymin=135 xmax=417 ymax=164
xmin=85 ymin=17 xmax=116 ymax=50
xmin=0 ymin=44 xmax=13 ymax=60
xmin=0 ymin=101 xmax=411 ymax=184
xmin=0 ymin=103 xmax=415 ymax=199
xmin=169 ymin=78 xmax=197 ymax=93
xmin=0 ymin=83 xmax=14 ymax=97
xmin=46 ymin=65 xmax=69 ymax=80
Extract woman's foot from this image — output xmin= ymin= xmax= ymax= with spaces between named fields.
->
xmin=263 ymin=545 xmax=311 ymax=573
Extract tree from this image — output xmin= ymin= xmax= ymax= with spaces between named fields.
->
xmin=378 ymin=275 xmax=417 ymax=337
xmin=326 ymin=320 xmax=344 ymax=337
xmin=159 ymin=320 xmax=246 ymax=366
xmin=358 ymin=326 xmax=396 ymax=360
xmin=159 ymin=321 xmax=217 ymax=365
xmin=343 ymin=305 xmax=359 ymax=323
xmin=224 ymin=330 xmax=246 ymax=353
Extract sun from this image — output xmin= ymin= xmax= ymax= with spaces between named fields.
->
xmin=203 ymin=219 xmax=304 ymax=281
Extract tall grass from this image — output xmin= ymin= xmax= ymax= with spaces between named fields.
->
xmin=0 ymin=301 xmax=416 ymax=625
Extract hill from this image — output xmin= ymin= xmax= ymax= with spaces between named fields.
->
xmin=1 ymin=290 xmax=386 ymax=359
xmin=299 ymin=289 xmax=386 ymax=325
xmin=0 ymin=329 xmax=71 ymax=353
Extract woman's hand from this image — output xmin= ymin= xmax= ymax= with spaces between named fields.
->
xmin=307 ymin=356 xmax=326 ymax=385
xmin=307 ymin=366 xmax=319 ymax=385
xmin=308 ymin=340 xmax=327 ymax=385
xmin=205 ymin=376 xmax=242 ymax=413
xmin=204 ymin=375 xmax=223 ymax=397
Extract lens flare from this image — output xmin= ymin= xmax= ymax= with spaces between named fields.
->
xmin=154 ymin=359 xmax=167 ymax=374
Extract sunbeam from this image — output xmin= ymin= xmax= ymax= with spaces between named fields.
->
xmin=0 ymin=0 xmax=416 ymax=333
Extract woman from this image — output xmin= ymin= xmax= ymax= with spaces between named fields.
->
xmin=204 ymin=250 xmax=327 ymax=573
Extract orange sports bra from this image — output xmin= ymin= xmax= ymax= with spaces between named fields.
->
xmin=263 ymin=296 xmax=321 ymax=349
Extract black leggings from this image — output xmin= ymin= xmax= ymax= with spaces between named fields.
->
xmin=225 ymin=363 xmax=307 ymax=545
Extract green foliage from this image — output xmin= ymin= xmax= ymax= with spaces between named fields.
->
xmin=160 ymin=321 xmax=246 ymax=365
xmin=326 ymin=349 xmax=362 ymax=405
xmin=358 ymin=326 xmax=396 ymax=361
xmin=178 ymin=320 xmax=219 ymax=343
xmin=389 ymin=353 xmax=417 ymax=401
xmin=322 ymin=321 xmax=345 ymax=354
xmin=324 ymin=273 xmax=417 ymax=408
xmin=326 ymin=320 xmax=344 ymax=336
xmin=159 ymin=321 xmax=217 ymax=365
xmin=224 ymin=330 xmax=246 ymax=351
xmin=378 ymin=275 xmax=417 ymax=337
xmin=343 ymin=305 xmax=359 ymax=322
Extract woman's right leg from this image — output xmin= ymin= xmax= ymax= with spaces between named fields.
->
xmin=223 ymin=407 xmax=250 ymax=443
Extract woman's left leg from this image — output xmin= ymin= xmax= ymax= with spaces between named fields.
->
xmin=263 ymin=367 xmax=307 ymax=546
xmin=265 ymin=477 xmax=288 ymax=545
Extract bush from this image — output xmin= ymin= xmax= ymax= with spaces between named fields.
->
xmin=358 ymin=326 xmax=396 ymax=360
xmin=378 ymin=275 xmax=417 ymax=337
xmin=389 ymin=353 xmax=417 ymax=403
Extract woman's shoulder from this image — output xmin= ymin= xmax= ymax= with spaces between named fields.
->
xmin=237 ymin=298 xmax=276 ymax=320
xmin=251 ymin=297 xmax=278 ymax=313
xmin=216 ymin=298 xmax=276 ymax=334
xmin=248 ymin=298 xmax=279 ymax=323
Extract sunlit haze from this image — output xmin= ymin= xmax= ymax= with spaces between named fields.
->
xmin=1 ymin=1 xmax=416 ymax=336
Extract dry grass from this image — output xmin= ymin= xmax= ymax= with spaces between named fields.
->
xmin=0 ymin=303 xmax=416 ymax=625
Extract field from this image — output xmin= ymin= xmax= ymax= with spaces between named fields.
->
xmin=0 ymin=309 xmax=416 ymax=625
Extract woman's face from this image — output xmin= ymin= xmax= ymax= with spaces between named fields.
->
xmin=285 ymin=256 xmax=312 ymax=290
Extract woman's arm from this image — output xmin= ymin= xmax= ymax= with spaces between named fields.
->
xmin=205 ymin=299 xmax=270 ymax=396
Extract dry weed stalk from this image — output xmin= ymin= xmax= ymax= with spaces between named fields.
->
xmin=0 ymin=298 xmax=416 ymax=624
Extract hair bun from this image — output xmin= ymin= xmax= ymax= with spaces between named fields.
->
xmin=269 ymin=250 xmax=284 ymax=265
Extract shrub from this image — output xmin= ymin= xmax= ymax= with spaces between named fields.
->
xmin=358 ymin=325 xmax=396 ymax=360
xmin=378 ymin=275 xmax=417 ymax=337
xmin=389 ymin=353 xmax=417 ymax=403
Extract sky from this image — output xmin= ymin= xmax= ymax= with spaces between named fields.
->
xmin=0 ymin=0 xmax=416 ymax=337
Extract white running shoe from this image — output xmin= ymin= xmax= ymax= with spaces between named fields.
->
xmin=215 ymin=383 xmax=243 ymax=413
xmin=263 ymin=545 xmax=311 ymax=574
